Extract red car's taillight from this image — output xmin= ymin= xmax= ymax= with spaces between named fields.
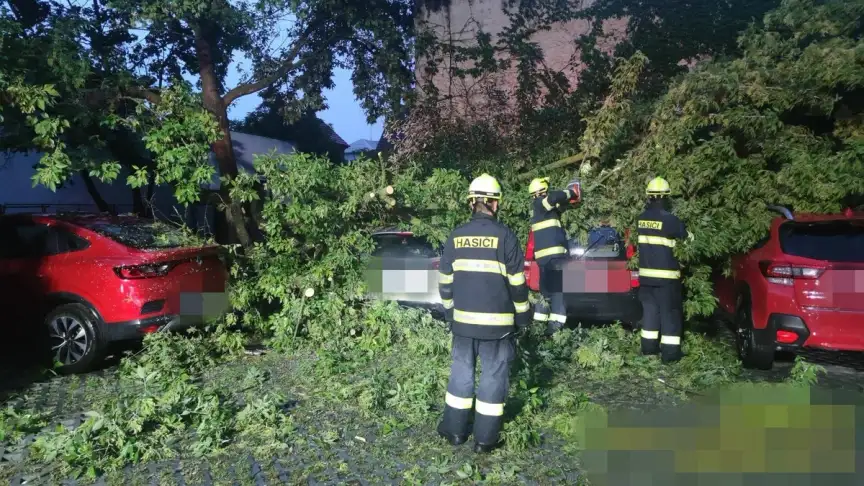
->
xmin=759 ymin=261 xmax=825 ymax=286
xmin=630 ymin=270 xmax=640 ymax=288
xmin=114 ymin=262 xmax=175 ymax=279
xmin=776 ymin=330 xmax=799 ymax=344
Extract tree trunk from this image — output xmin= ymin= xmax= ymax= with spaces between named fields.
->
xmin=144 ymin=173 xmax=155 ymax=218
xmin=132 ymin=187 xmax=145 ymax=216
xmin=79 ymin=171 xmax=114 ymax=214
xmin=194 ymin=25 xmax=252 ymax=247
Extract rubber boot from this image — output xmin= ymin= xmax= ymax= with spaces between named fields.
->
xmin=437 ymin=421 xmax=468 ymax=446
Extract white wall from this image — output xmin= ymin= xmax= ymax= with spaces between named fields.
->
xmin=0 ymin=131 xmax=297 ymax=236
xmin=0 ymin=150 xmax=213 ymax=232
xmin=1 ymin=150 xmax=135 ymax=210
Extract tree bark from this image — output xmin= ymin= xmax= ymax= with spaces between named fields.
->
xmin=193 ymin=24 xmax=252 ymax=247
xmin=132 ymin=187 xmax=145 ymax=216
xmin=144 ymin=173 xmax=155 ymax=218
xmin=79 ymin=171 xmax=114 ymax=214
xmin=515 ymin=152 xmax=586 ymax=182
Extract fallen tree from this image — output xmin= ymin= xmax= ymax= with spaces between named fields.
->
xmin=573 ymin=0 xmax=864 ymax=317
xmin=5 ymin=1 xmax=861 ymax=481
xmin=393 ymin=0 xmax=864 ymax=320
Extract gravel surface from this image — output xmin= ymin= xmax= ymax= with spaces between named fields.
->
xmin=3 ymin=321 xmax=864 ymax=485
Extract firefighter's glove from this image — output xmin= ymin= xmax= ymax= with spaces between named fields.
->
xmin=566 ymin=179 xmax=582 ymax=204
xmin=514 ymin=311 xmax=531 ymax=330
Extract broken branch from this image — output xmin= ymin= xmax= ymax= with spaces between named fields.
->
xmin=515 ymin=152 xmax=586 ymax=182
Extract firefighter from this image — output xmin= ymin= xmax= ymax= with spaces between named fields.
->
xmin=528 ymin=177 xmax=581 ymax=335
xmin=636 ymin=177 xmax=688 ymax=363
xmin=437 ymin=173 xmax=531 ymax=454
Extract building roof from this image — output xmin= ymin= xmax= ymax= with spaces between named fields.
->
xmin=204 ymin=131 xmax=297 ymax=190
xmin=346 ymin=139 xmax=380 ymax=153
xmin=317 ymin=120 xmax=349 ymax=147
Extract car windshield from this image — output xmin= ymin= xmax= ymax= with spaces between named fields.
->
xmin=571 ymin=226 xmax=625 ymax=259
xmin=373 ymin=234 xmax=438 ymax=258
xmin=779 ymin=221 xmax=864 ymax=263
xmin=83 ymin=220 xmax=193 ymax=250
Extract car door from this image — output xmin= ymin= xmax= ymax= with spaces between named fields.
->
xmin=0 ymin=219 xmax=23 ymax=327
xmin=0 ymin=220 xmax=59 ymax=330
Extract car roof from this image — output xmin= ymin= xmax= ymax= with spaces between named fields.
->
xmin=372 ymin=227 xmax=414 ymax=236
xmin=773 ymin=212 xmax=864 ymax=224
xmin=2 ymin=212 xmax=149 ymax=227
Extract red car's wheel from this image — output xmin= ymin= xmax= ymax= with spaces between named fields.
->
xmin=735 ymin=293 xmax=774 ymax=370
xmin=44 ymin=303 xmax=104 ymax=374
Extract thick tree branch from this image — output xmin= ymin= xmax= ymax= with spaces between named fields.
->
xmin=80 ymin=85 xmax=161 ymax=108
xmin=7 ymin=0 xmax=50 ymax=30
xmin=125 ymin=86 xmax=162 ymax=104
xmin=222 ymin=28 xmax=313 ymax=106
xmin=79 ymin=170 xmax=114 ymax=214
xmin=516 ymin=152 xmax=585 ymax=181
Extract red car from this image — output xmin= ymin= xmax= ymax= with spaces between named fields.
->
xmin=524 ymin=226 xmax=642 ymax=325
xmin=0 ymin=213 xmax=229 ymax=374
xmin=714 ymin=207 xmax=864 ymax=369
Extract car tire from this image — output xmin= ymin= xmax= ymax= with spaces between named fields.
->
xmin=624 ymin=319 xmax=642 ymax=331
xmin=43 ymin=303 xmax=104 ymax=375
xmin=734 ymin=293 xmax=774 ymax=370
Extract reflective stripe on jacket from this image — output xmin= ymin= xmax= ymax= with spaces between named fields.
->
xmin=438 ymin=213 xmax=530 ymax=340
xmin=530 ymin=189 xmax=575 ymax=264
xmin=636 ymin=203 xmax=687 ymax=286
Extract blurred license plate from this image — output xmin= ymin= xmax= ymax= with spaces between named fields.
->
xmin=180 ymin=292 xmax=229 ymax=317
xmin=381 ymin=270 xmax=430 ymax=294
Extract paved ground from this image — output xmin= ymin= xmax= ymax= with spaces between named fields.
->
xmin=3 ymin=320 xmax=864 ymax=485
xmin=1 ymin=369 xmax=585 ymax=485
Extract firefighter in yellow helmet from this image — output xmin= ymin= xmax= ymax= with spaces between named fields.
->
xmin=636 ymin=177 xmax=688 ymax=363
xmin=528 ymin=176 xmax=581 ymax=335
xmin=437 ymin=173 xmax=530 ymax=453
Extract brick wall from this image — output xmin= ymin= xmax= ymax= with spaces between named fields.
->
xmin=416 ymin=0 xmax=627 ymax=118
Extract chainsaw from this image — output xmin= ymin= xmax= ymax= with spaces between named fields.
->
xmin=566 ymin=177 xmax=582 ymax=205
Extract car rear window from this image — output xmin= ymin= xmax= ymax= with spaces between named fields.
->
xmin=571 ymin=227 xmax=626 ymax=260
xmin=83 ymin=220 xmax=193 ymax=250
xmin=373 ymin=234 xmax=438 ymax=258
xmin=779 ymin=221 xmax=864 ymax=263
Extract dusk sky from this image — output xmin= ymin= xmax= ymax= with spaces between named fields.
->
xmin=131 ymin=20 xmax=386 ymax=147
xmin=225 ymin=66 xmax=385 ymax=146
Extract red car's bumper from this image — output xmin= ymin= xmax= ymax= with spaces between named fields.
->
xmin=766 ymin=309 xmax=864 ymax=352
xmin=96 ymin=259 xmax=229 ymax=342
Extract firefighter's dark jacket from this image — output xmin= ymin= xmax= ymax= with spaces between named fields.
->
xmin=530 ymin=188 xmax=577 ymax=264
xmin=438 ymin=212 xmax=530 ymax=340
xmin=636 ymin=201 xmax=687 ymax=286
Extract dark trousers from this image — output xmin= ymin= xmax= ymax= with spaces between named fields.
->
xmin=440 ymin=335 xmax=515 ymax=445
xmin=638 ymin=283 xmax=683 ymax=362
xmin=534 ymin=258 xmax=567 ymax=334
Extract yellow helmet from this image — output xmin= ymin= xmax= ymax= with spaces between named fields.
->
xmin=646 ymin=177 xmax=671 ymax=196
xmin=528 ymin=177 xmax=549 ymax=196
xmin=467 ymin=173 xmax=502 ymax=202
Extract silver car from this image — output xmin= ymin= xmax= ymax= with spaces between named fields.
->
xmin=364 ymin=229 xmax=444 ymax=314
